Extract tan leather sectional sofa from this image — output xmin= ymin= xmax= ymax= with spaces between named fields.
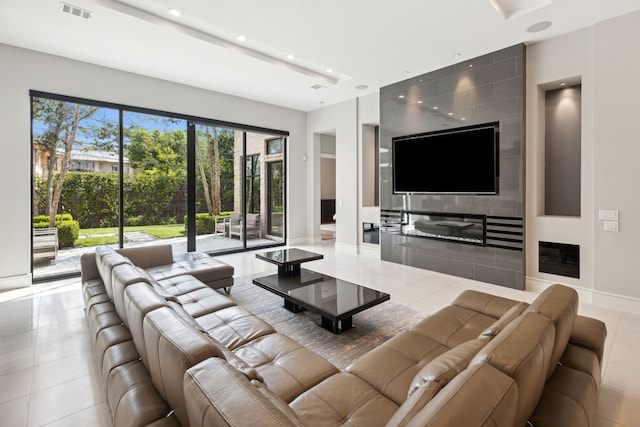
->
xmin=81 ymin=244 xmax=607 ymax=427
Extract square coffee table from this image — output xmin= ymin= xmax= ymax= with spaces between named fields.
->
xmin=253 ymin=249 xmax=390 ymax=334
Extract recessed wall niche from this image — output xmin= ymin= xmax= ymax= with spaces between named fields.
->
xmin=544 ymin=83 xmax=582 ymax=216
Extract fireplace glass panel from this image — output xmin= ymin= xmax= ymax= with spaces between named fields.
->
xmin=402 ymin=212 xmax=485 ymax=246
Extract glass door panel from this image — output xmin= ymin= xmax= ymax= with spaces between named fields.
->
xmin=31 ymin=97 xmax=120 ymax=280
xmin=267 ymin=160 xmax=284 ymax=238
xmin=122 ymin=112 xmax=188 ymax=255
xmin=194 ymin=124 xmax=242 ymax=253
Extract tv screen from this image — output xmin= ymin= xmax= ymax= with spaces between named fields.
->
xmin=392 ymin=122 xmax=499 ymax=195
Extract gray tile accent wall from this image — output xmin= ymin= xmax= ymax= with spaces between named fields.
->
xmin=380 ymin=44 xmax=526 ymax=289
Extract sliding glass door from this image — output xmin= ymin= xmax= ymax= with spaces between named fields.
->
xmin=31 ymin=92 xmax=287 ymax=281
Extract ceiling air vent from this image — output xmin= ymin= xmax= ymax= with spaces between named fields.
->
xmin=311 ymin=84 xmax=327 ymax=90
xmin=60 ymin=2 xmax=93 ymax=20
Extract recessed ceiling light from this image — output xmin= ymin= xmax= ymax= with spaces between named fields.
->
xmin=168 ymin=8 xmax=181 ymax=17
xmin=448 ymin=112 xmax=454 ymax=116
xmin=326 ymin=68 xmax=334 ymax=73
xmin=453 ymin=53 xmax=461 ymax=58
xmin=355 ymin=84 xmax=369 ymax=90
xmin=560 ymin=82 xmax=566 ymax=86
xmin=403 ymin=70 xmax=410 ymax=75
xmin=433 ymin=106 xmax=439 ymax=110
xmin=469 ymin=64 xmax=474 ymax=68
xmin=237 ymin=35 xmax=247 ymax=42
xmin=398 ymin=95 xmax=405 ymax=99
xmin=417 ymin=100 xmax=423 ymax=104
xmin=287 ymin=54 xmax=296 ymax=60
xmin=527 ymin=21 xmax=552 ymax=33
xmin=461 ymin=117 xmax=467 ymax=121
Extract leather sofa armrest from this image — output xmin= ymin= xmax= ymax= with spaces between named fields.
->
xmin=451 ymin=290 xmax=521 ymax=319
xmin=80 ymin=252 xmax=101 ymax=282
xmin=569 ymin=315 xmax=607 ymax=364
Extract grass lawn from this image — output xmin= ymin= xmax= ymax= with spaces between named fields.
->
xmin=76 ymin=224 xmax=186 ymax=247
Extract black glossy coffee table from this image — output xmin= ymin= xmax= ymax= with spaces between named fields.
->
xmin=253 ymin=249 xmax=390 ymax=334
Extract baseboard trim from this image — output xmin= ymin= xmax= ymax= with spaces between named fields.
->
xmin=358 ymin=244 xmax=380 ymax=258
xmin=0 ymin=274 xmax=32 ymax=292
xmin=526 ymin=276 xmax=640 ymax=313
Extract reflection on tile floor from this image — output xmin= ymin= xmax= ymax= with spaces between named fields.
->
xmin=1 ymin=241 xmax=638 ymax=426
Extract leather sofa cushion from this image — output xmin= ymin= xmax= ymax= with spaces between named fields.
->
xmin=388 ymin=363 xmax=517 ymax=427
xmin=387 ymin=338 xmax=490 ymax=427
xmin=347 ymin=303 xmax=499 ymax=406
xmin=472 ymin=312 xmax=555 ymax=427
xmin=194 ymin=305 xmax=276 ymax=350
xmin=112 ymin=379 xmax=175 ymax=427
xmin=184 ymin=357 xmax=305 ymax=427
xmin=143 ymin=307 xmax=227 ymax=427
xmin=174 ymin=251 xmax=235 ymax=285
xmin=480 ymin=301 xmax=529 ymax=338
xmin=155 ymin=274 xmax=210 ymax=297
xmin=560 ymin=342 xmax=602 ymax=390
xmin=524 ymin=284 xmax=578 ymax=379
xmin=174 ymin=285 xmax=237 ymax=317
xmin=234 ymin=333 xmax=339 ymax=403
xmin=290 ymin=372 xmax=399 ymax=427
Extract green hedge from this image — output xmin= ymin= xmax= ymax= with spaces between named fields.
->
xmin=184 ymin=212 xmax=231 ymax=235
xmin=58 ymin=221 xmax=80 ymax=248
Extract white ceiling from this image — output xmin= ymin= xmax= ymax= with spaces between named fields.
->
xmin=1 ymin=0 xmax=639 ymax=112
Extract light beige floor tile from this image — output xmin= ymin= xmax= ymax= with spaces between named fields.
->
xmin=0 ymin=330 xmax=38 ymax=355
xmin=30 ymin=351 xmax=99 ymax=393
xmin=597 ymin=385 xmax=640 ymax=427
xmin=0 ymin=346 xmax=36 ymax=376
xmin=0 ymin=368 xmax=32 ymax=404
xmin=34 ymin=333 xmax=93 ymax=365
xmin=0 ymin=395 xmax=30 ymax=427
xmin=41 ymin=402 xmax=111 ymax=427
xmin=27 ymin=373 xmax=105 ymax=427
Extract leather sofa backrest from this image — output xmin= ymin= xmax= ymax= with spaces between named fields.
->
xmin=524 ymin=284 xmax=578 ymax=379
xmin=111 ymin=263 xmax=153 ymax=324
xmin=388 ymin=337 xmax=490 ymax=427
xmin=480 ymin=301 xmax=529 ymax=338
xmin=123 ymin=282 xmax=170 ymax=368
xmin=451 ymin=289 xmax=522 ymax=319
xmin=388 ymin=363 xmax=517 ymax=427
xmin=184 ymin=357 xmax=304 ymax=427
xmin=96 ymin=249 xmax=130 ymax=299
xmin=143 ymin=306 xmax=227 ymax=427
xmin=118 ymin=244 xmax=174 ymax=269
xmin=471 ymin=312 xmax=555 ymax=427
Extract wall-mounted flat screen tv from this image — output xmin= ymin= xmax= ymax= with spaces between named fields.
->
xmin=392 ymin=122 xmax=499 ymax=195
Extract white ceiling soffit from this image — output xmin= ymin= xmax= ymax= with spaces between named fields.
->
xmin=88 ymin=0 xmax=339 ymax=85
xmin=490 ymin=0 xmax=552 ymax=20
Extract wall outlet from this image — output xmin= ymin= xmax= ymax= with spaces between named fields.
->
xmin=604 ymin=221 xmax=619 ymax=232
xmin=599 ymin=210 xmax=619 ymax=221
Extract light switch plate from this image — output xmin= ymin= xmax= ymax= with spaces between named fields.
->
xmin=604 ymin=221 xmax=619 ymax=232
xmin=599 ymin=210 xmax=619 ymax=221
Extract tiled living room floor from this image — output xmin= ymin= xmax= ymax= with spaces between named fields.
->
xmin=1 ymin=241 xmax=638 ymax=426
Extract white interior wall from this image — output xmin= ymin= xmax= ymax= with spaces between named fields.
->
xmin=0 ymin=43 xmax=306 ymax=290
xmin=527 ymin=10 xmax=640 ymax=311
xmin=526 ymin=28 xmax=595 ymax=293
xmin=593 ymin=11 xmax=640 ymax=303
xmin=307 ymin=99 xmax=358 ymax=251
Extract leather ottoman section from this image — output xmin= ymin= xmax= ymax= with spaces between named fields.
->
xmin=347 ymin=330 xmax=449 ymax=405
xmin=174 ymin=252 xmax=235 ymax=285
xmin=410 ymin=305 xmax=499 ymax=348
xmin=175 ymin=287 xmax=237 ymax=317
xmin=289 ymin=372 xmax=399 ymax=427
xmin=155 ymin=274 xmax=210 ymax=297
xmin=234 ymin=333 xmax=340 ymax=403
xmin=529 ymin=364 xmax=598 ymax=427
xmin=195 ymin=306 xmax=276 ymax=350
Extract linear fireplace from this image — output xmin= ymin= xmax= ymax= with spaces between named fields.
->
xmin=400 ymin=211 xmax=486 ymax=246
